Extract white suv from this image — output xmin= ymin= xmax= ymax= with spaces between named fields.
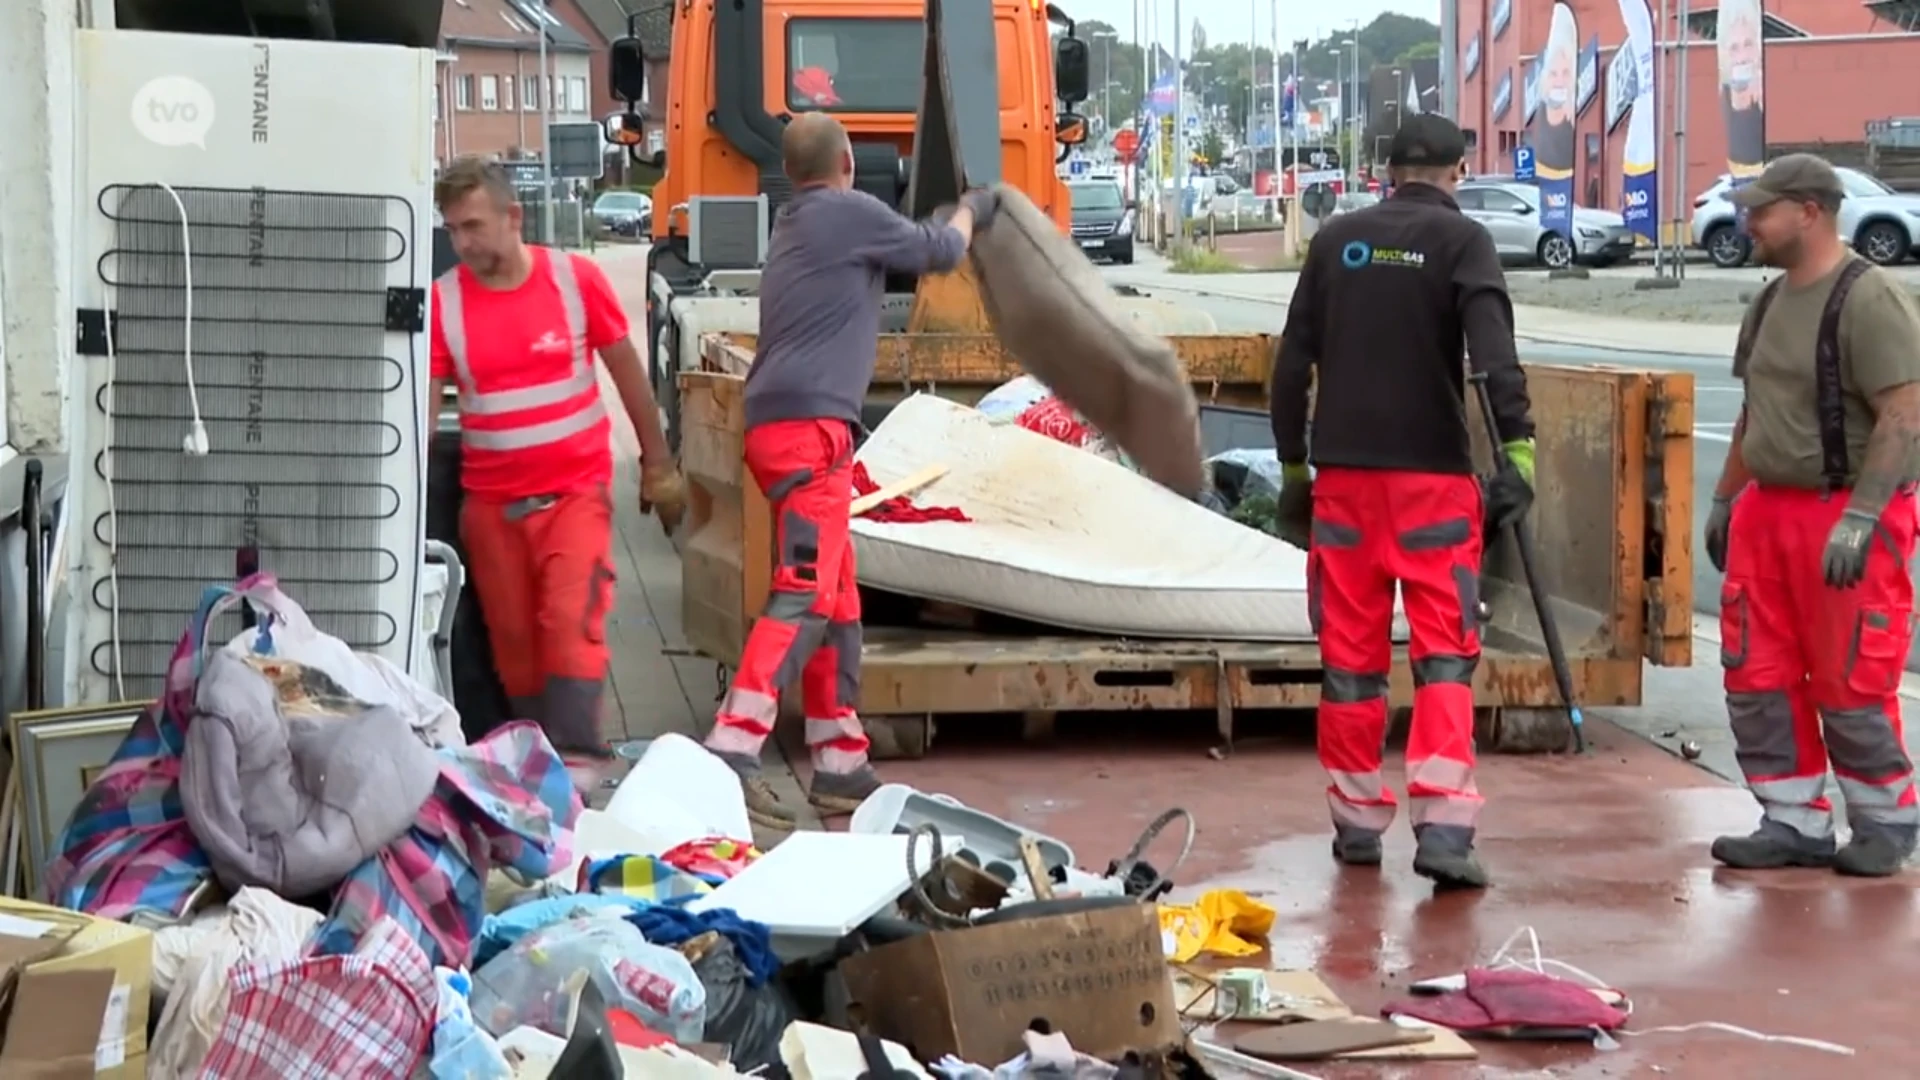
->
xmin=1691 ymin=167 xmax=1920 ymax=268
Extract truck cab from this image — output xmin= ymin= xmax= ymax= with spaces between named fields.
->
xmin=604 ymin=0 xmax=1092 ymax=446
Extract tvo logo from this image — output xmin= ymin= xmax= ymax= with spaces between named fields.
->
xmin=1624 ymin=189 xmax=1651 ymax=208
xmin=1545 ymin=191 xmax=1569 ymax=208
xmin=131 ymin=76 xmax=216 ymax=149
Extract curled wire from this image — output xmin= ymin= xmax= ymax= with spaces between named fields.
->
xmin=904 ymin=822 xmax=972 ymax=928
xmin=1111 ymin=807 xmax=1197 ymax=899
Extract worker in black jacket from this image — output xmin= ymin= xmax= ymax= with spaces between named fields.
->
xmin=1271 ymin=114 xmax=1536 ymax=890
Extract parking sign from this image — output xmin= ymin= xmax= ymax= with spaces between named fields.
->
xmin=1513 ymin=145 xmax=1535 ymax=182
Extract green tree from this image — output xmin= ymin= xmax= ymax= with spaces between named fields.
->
xmin=1199 ymin=129 xmax=1225 ymax=165
xmin=1396 ymin=40 xmax=1441 ymax=65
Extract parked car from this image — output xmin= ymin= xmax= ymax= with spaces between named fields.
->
xmin=591 ymin=190 xmax=652 ymax=238
xmin=1069 ymin=179 xmax=1134 ymax=264
xmin=1691 ymin=167 xmax=1920 ymax=268
xmin=1457 ymin=180 xmax=1635 ymax=269
xmin=1328 ymin=192 xmax=1380 ymax=217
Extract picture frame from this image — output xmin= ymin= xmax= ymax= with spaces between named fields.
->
xmin=9 ymin=701 xmax=149 ymax=898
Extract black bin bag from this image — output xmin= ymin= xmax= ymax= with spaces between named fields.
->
xmin=695 ymin=936 xmax=793 ymax=1071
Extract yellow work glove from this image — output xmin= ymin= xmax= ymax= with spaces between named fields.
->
xmin=641 ymin=464 xmax=687 ymax=535
xmin=1501 ymin=439 xmax=1536 ymax=488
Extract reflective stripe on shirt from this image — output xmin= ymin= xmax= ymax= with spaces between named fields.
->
xmin=437 ymin=251 xmax=608 ymax=452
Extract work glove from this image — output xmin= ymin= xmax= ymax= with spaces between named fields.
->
xmin=1822 ymin=508 xmax=1879 ymax=589
xmin=641 ymin=463 xmax=687 ymax=536
xmin=1275 ymin=463 xmax=1313 ymax=551
xmin=962 ymin=187 xmax=1001 ymax=229
xmin=1483 ymin=439 xmax=1536 ymax=535
xmin=1704 ymin=494 xmax=1734 ymax=574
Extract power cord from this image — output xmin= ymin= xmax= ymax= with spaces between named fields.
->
xmin=101 ymin=180 xmax=207 ymax=697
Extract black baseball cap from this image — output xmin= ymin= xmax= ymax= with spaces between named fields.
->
xmin=1388 ymin=114 xmax=1468 ymax=168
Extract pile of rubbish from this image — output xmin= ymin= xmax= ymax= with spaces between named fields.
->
xmin=7 ymin=573 xmax=1721 ymax=1078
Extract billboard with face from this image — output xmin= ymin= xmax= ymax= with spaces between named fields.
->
xmin=1534 ymin=3 xmax=1579 ymax=239
xmin=1717 ymin=0 xmax=1766 ymax=180
xmin=1617 ymin=0 xmax=1658 ymax=242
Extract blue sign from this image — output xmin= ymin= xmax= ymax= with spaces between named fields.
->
xmin=1069 ymin=158 xmax=1089 ymax=176
xmin=1513 ymin=145 xmax=1535 ymax=182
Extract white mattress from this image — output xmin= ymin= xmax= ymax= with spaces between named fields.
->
xmin=852 ymin=394 xmax=1408 ymax=642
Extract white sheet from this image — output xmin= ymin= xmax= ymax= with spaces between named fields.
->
xmin=852 ymin=394 xmax=1408 ymax=642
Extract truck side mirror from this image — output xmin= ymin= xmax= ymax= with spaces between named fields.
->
xmin=1054 ymin=37 xmax=1090 ymax=105
xmin=609 ymin=36 xmax=648 ymax=104
xmin=1055 ymin=113 xmax=1088 ymax=146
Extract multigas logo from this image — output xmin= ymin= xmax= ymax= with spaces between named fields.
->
xmin=1544 ymin=191 xmax=1569 ymax=209
xmin=131 ymin=76 xmax=216 ymax=149
xmin=1625 ymin=189 xmax=1651 ymax=207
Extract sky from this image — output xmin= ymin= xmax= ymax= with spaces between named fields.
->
xmin=1069 ymin=0 xmax=1441 ymax=56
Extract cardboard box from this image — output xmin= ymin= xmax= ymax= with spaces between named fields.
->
xmin=840 ymin=901 xmax=1180 ymax=1065
xmin=0 ymin=899 xmax=153 ymax=1080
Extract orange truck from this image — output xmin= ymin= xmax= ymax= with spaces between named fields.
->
xmin=597 ymin=1 xmax=1698 ymax=757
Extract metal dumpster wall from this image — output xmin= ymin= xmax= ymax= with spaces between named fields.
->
xmin=677 ymin=346 xmax=1691 ymax=713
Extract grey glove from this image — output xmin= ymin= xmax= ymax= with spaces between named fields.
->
xmin=1823 ymin=508 xmax=1879 ymax=589
xmin=962 ymin=187 xmax=1000 ymax=228
xmin=1704 ymin=495 xmax=1733 ymax=574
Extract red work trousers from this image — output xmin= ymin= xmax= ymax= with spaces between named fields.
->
xmin=1720 ymin=484 xmax=1919 ymax=846
xmin=460 ymin=486 xmax=615 ymax=755
xmin=705 ymin=419 xmax=871 ymax=775
xmin=1309 ymin=468 xmax=1484 ymax=845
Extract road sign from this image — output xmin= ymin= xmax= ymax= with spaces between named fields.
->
xmin=1296 ymin=168 xmax=1343 ymax=186
xmin=1068 ymin=157 xmax=1090 ymax=177
xmin=1113 ymin=129 xmax=1139 ymax=163
xmin=1513 ymin=145 xmax=1535 ymax=182
xmin=549 ymin=122 xmax=607 ymax=180
xmin=1302 ymin=184 xmax=1336 ymax=219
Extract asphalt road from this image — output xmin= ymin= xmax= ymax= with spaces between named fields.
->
xmin=1097 ymin=272 xmax=1920 ymax=673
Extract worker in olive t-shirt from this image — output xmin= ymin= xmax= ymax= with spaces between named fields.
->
xmin=1704 ymin=153 xmax=1920 ymax=878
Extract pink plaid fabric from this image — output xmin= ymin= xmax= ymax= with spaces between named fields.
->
xmin=199 ymin=917 xmax=435 ymax=1080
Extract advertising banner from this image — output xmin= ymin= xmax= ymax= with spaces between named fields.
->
xmin=1717 ymin=0 xmax=1766 ymax=186
xmin=1535 ymin=3 xmax=1579 ymax=242
xmin=1603 ymin=44 xmax=1634 ymax=132
xmin=1617 ymin=0 xmax=1658 ymax=242
xmin=1576 ymin=35 xmax=1600 ymax=117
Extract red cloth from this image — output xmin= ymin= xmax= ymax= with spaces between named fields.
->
xmin=1381 ymin=968 xmax=1628 ymax=1034
xmin=792 ymin=67 xmax=841 ymax=106
xmin=851 ymin=461 xmax=970 ymax=524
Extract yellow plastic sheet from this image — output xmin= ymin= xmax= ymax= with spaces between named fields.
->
xmin=1157 ymin=888 xmax=1277 ymax=963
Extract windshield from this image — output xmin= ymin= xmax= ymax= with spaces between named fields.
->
xmin=1070 ymin=183 xmax=1124 ymax=211
xmin=788 ymin=19 xmax=925 ymax=112
xmin=594 ymin=192 xmax=645 ymax=211
xmin=1839 ymin=168 xmax=1893 ymax=198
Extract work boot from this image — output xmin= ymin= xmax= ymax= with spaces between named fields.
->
xmin=1832 ymin=829 xmax=1915 ymax=878
xmin=808 ymin=766 xmax=882 ymax=816
xmin=1709 ymin=822 xmax=1835 ymax=870
xmin=1412 ymin=825 xmax=1490 ymax=890
xmin=1331 ymin=828 xmax=1383 ymax=867
xmin=713 ymin=751 xmax=797 ymax=831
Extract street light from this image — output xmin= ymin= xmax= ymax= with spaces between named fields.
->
xmin=1342 ymin=34 xmax=1359 ymax=186
xmin=1092 ymin=30 xmax=1118 ymax=128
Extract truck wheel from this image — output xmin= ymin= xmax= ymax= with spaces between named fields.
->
xmin=865 ymin=714 xmax=935 ymax=760
xmin=1705 ymin=224 xmax=1750 ymax=268
xmin=1855 ymin=220 xmax=1910 ymax=266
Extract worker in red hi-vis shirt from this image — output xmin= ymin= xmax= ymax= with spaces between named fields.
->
xmin=704 ymin=113 xmax=995 ymax=830
xmin=430 ymin=155 xmax=682 ymax=794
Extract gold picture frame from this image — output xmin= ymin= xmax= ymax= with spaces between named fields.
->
xmin=9 ymin=701 xmax=150 ymax=899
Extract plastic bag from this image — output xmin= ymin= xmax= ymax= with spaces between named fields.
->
xmin=1206 ymin=449 xmax=1284 ymax=510
xmin=1157 ymin=888 xmax=1276 ymax=963
xmin=691 ymin=935 xmax=792 ymax=1071
xmin=469 ymin=912 xmax=707 ymax=1043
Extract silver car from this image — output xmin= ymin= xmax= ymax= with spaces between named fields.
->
xmin=1457 ymin=181 xmax=1636 ymax=269
xmin=1690 ymin=167 xmax=1920 ymax=268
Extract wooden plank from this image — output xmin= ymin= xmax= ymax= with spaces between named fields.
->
xmin=851 ymin=464 xmax=949 ymax=517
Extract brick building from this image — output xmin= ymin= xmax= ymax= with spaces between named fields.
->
xmin=434 ymin=0 xmax=597 ymax=165
xmin=1451 ymin=0 xmax=1920 ymax=218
